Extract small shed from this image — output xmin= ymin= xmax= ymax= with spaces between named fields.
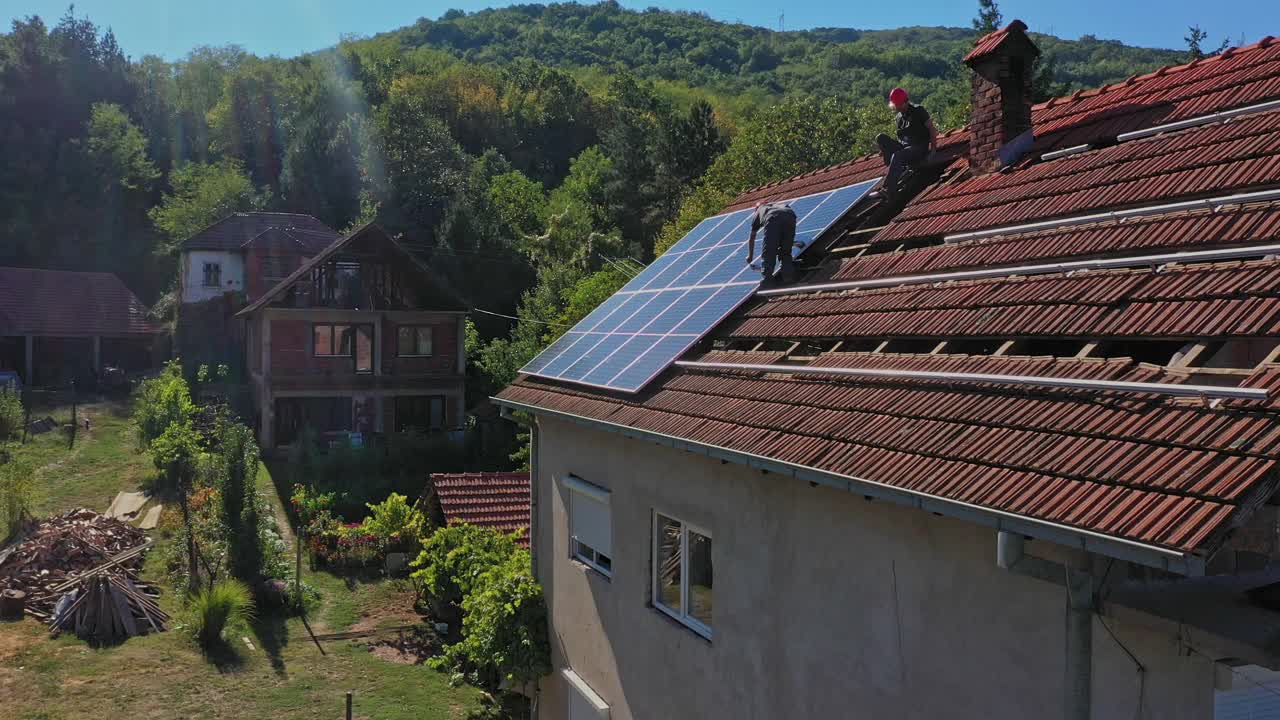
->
xmin=425 ymin=472 xmax=532 ymax=546
xmin=0 ymin=267 xmax=162 ymax=387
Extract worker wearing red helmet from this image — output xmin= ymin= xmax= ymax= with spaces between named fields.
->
xmin=875 ymin=87 xmax=937 ymax=199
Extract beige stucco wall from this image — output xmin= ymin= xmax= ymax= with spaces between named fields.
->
xmin=532 ymin=416 xmax=1216 ymax=720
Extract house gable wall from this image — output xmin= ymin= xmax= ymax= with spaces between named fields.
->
xmin=532 ymin=416 xmax=1216 ymax=720
xmin=181 ymin=250 xmax=244 ymax=304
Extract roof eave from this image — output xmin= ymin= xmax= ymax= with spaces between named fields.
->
xmin=494 ymin=394 xmax=1209 ymax=577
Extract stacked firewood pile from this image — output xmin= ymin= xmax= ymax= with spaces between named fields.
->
xmin=0 ymin=508 xmax=167 ymax=638
xmin=50 ymin=572 xmax=169 ymax=641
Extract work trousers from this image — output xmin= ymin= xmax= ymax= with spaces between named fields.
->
xmin=876 ymin=133 xmax=929 ymax=196
xmin=761 ymin=213 xmax=796 ymax=284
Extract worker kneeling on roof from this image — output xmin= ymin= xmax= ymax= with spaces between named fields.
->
xmin=876 ymin=87 xmax=937 ymax=199
xmin=746 ymin=199 xmax=797 ymax=285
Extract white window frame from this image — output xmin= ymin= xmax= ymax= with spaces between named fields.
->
xmin=565 ymin=475 xmax=612 ymax=578
xmin=651 ymin=510 xmax=712 ymax=639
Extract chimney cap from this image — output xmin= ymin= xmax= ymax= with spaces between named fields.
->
xmin=964 ymin=19 xmax=1041 ymax=66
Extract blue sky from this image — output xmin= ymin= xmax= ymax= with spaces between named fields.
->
xmin=5 ymin=0 xmax=1276 ymax=60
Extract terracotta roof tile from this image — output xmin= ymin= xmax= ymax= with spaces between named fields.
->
xmin=0 ymin=267 xmax=160 ymax=336
xmin=431 ymin=472 xmax=531 ymax=546
xmin=964 ymin=20 xmax=1037 ymax=65
xmin=181 ymin=212 xmax=335 ymax=252
xmin=499 ymin=37 xmax=1280 ymax=560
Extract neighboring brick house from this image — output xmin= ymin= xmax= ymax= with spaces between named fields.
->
xmin=0 ymin=267 xmax=161 ymax=386
xmin=235 ymin=223 xmax=467 ymax=450
xmin=497 ymin=23 xmax=1280 ymax=720
xmin=175 ymin=212 xmax=339 ymax=373
xmin=426 ymin=472 xmax=532 ymax=546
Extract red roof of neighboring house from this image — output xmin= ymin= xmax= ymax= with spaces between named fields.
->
xmin=0 ymin=267 xmax=160 ymax=337
xmin=242 ymin=226 xmax=340 ymax=255
xmin=431 ymin=472 xmax=531 ymax=546
xmin=497 ymin=35 xmax=1280 ymax=568
xmin=963 ymin=19 xmax=1038 ymax=65
xmin=181 ymin=212 xmax=335 ymax=252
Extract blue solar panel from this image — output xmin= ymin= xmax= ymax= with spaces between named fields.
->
xmin=519 ymin=177 xmax=881 ymax=392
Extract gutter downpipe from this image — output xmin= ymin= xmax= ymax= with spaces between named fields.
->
xmin=997 ymin=531 xmax=1093 ymax=720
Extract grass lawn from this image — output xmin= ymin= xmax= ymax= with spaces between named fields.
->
xmin=0 ymin=399 xmax=487 ymax=720
xmin=6 ymin=400 xmax=156 ymax=516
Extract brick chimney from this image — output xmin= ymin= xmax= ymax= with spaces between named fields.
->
xmin=965 ymin=19 xmax=1041 ymax=174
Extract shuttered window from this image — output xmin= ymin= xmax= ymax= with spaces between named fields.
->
xmin=565 ymin=476 xmax=611 ymax=577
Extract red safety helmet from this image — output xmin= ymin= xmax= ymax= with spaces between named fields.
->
xmin=888 ymin=87 xmax=909 ymax=106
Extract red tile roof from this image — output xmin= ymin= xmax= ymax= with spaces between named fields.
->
xmin=728 ymin=259 xmax=1280 ymax=341
xmin=243 ymin=226 xmax=340 ymax=255
xmin=877 ymin=106 xmax=1280 ymax=244
xmin=431 ymin=472 xmax=531 ymax=546
xmin=0 ymin=267 xmax=160 ymax=337
xmin=181 ymin=212 xmax=335 ymax=252
xmin=730 ymin=35 xmax=1280 ymax=214
xmin=823 ymin=200 xmax=1280 ymax=283
xmin=498 ymin=35 xmax=1280 ymax=564
xmin=963 ymin=19 xmax=1038 ymax=65
xmin=503 ymin=351 xmax=1278 ymax=552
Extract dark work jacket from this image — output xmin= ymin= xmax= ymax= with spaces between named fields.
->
xmin=751 ymin=202 xmax=796 ymax=234
xmin=896 ymin=103 xmax=932 ymax=147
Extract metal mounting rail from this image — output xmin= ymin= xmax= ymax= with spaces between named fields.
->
xmin=941 ymin=188 xmax=1280 ymax=244
xmin=756 ymin=240 xmax=1280 ymax=297
xmin=673 ymin=360 xmax=1270 ymax=401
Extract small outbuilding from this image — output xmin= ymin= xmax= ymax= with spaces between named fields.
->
xmin=0 ymin=267 xmax=161 ymax=387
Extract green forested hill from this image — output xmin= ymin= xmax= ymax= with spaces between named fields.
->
xmin=0 ymin=3 xmax=1196 ymax=447
xmin=382 ymin=3 xmax=1185 ymax=117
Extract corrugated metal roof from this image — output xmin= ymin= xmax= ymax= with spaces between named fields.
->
xmin=0 ymin=267 xmax=160 ymax=336
xmin=430 ymin=472 xmax=531 ymax=546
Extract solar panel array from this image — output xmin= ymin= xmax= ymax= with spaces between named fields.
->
xmin=520 ymin=177 xmax=881 ymax=392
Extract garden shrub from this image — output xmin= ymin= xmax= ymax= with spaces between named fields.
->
xmin=0 ymin=389 xmax=22 ymax=441
xmin=217 ymin=423 xmax=263 ymax=581
xmin=0 ymin=457 xmax=35 ymax=540
xmin=411 ymin=524 xmax=520 ymax=618
xmin=187 ymin=579 xmax=255 ymax=649
xmin=363 ymin=492 xmax=424 ymax=554
xmin=437 ymin=548 xmax=550 ymax=689
xmin=133 ymin=360 xmax=195 ymax=448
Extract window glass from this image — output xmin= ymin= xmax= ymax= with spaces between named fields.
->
xmin=688 ymin=529 xmax=713 ymax=627
xmin=429 ymin=396 xmax=444 ymax=428
xmin=355 ymin=325 xmax=373 ymax=373
xmin=397 ymin=326 xmax=434 ymax=356
xmin=656 ymin=514 xmax=682 ymax=613
xmin=335 ymin=325 xmax=352 ymax=356
xmin=313 ymin=325 xmax=333 ymax=356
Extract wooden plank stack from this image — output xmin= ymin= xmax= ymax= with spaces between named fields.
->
xmin=0 ymin=508 xmax=165 ymax=637
xmin=50 ymin=572 xmax=169 ymax=642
